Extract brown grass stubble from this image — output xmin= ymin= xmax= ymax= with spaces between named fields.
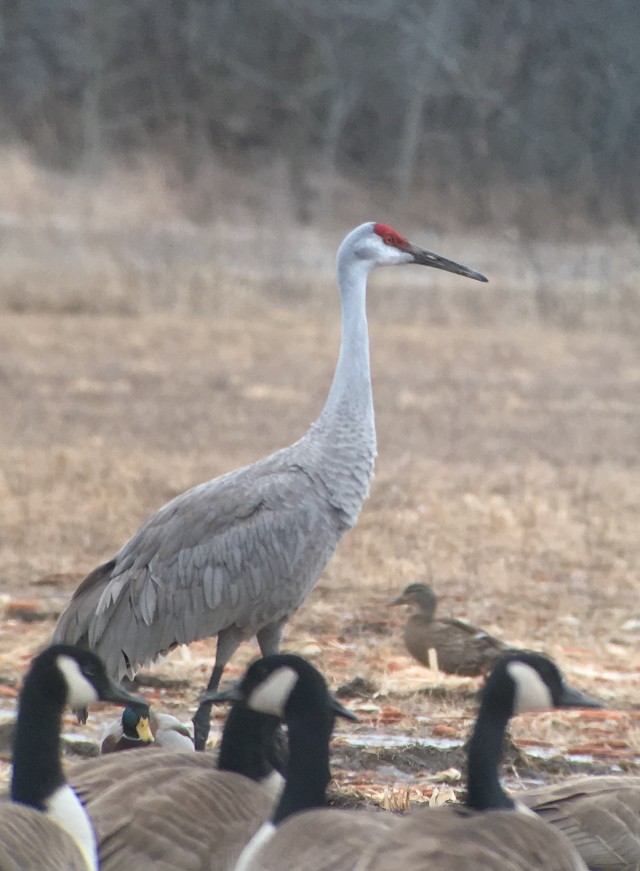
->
xmin=1 ymin=306 xmax=640 ymax=791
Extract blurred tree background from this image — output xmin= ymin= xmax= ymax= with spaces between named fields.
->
xmin=1 ymin=0 xmax=638 ymax=236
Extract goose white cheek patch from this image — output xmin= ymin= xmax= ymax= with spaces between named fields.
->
xmin=247 ymin=666 xmax=299 ymax=718
xmin=56 ymin=655 xmax=99 ymax=710
xmin=507 ymin=661 xmax=553 ymax=713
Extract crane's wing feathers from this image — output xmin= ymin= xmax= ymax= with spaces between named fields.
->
xmin=54 ymin=460 xmax=344 ymax=679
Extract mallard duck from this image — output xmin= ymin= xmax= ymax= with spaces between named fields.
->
xmin=100 ymin=707 xmax=194 ymax=753
xmin=391 ymin=582 xmax=511 ymax=676
xmin=229 ymin=650 xmax=599 ymax=871
xmin=100 ymin=707 xmax=154 ymax=752
xmin=0 ymin=644 xmax=146 ymax=871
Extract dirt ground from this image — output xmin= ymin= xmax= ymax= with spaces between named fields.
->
xmin=1 ymin=307 xmax=640 ymax=807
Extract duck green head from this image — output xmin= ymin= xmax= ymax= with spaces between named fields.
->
xmin=122 ymin=706 xmax=154 ymax=744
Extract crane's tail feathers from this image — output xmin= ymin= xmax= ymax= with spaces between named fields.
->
xmin=51 ymin=559 xmax=116 ymax=646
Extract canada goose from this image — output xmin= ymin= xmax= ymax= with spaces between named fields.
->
xmin=0 ymin=644 xmax=147 ymax=871
xmin=200 ymin=654 xmax=393 ymax=871
xmin=391 ymin=582 xmax=511 ymax=676
xmin=51 ymin=223 xmax=486 ymax=750
xmin=518 ymin=775 xmax=640 ymax=870
xmin=100 ymin=706 xmax=194 ymax=753
xmin=66 ymin=657 xmax=346 ymax=871
xmin=235 ymin=651 xmax=599 ymax=871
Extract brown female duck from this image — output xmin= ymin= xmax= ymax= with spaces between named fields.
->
xmin=391 ymin=582 xmax=511 ymax=676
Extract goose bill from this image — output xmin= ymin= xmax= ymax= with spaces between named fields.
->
xmin=103 ymin=681 xmax=149 ymax=712
xmin=559 ymin=684 xmax=601 ymax=708
xmin=330 ymin=695 xmax=357 ymax=722
xmin=199 ymin=683 xmax=242 ymax=705
xmin=199 ymin=685 xmax=357 ymax=721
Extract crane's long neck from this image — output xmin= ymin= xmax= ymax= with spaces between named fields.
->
xmin=309 ymin=257 xmax=376 ymax=524
xmin=322 ymin=258 xmax=373 ymax=422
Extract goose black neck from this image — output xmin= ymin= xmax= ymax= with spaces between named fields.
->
xmin=465 ymin=695 xmax=515 ymax=811
xmin=218 ymin=706 xmax=283 ymax=781
xmin=272 ymin=711 xmax=332 ymax=824
xmin=11 ymin=665 xmax=66 ymax=808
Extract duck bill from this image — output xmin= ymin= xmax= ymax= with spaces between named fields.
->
xmin=136 ymin=716 xmax=155 ymax=743
xmin=559 ymin=684 xmax=602 ymax=709
xmin=406 ymin=243 xmax=488 ymax=283
xmin=390 ymin=594 xmax=408 ymax=606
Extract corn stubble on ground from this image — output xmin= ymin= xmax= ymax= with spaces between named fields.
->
xmin=1 ymin=240 xmax=640 ymax=802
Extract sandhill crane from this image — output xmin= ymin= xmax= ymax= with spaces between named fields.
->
xmin=52 ymin=222 xmax=487 ymax=749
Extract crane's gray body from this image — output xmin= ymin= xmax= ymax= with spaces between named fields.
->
xmin=53 ymin=222 xmax=486 ymax=692
xmin=55 ymin=413 xmax=375 ymax=681
xmin=53 ymin=225 xmax=379 ymax=682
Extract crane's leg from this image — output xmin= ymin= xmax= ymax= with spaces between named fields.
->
xmin=256 ymin=619 xmax=286 ymax=656
xmin=192 ymin=626 xmax=245 ymax=751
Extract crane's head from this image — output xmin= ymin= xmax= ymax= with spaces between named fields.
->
xmin=338 ymin=222 xmax=487 ymax=282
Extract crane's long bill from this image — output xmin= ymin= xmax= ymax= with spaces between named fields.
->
xmin=407 ymin=243 xmax=488 ymax=282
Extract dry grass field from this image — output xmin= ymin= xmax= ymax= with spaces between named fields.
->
xmin=1 ymin=155 xmax=640 ymax=806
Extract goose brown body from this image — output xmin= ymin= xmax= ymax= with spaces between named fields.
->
xmin=357 ymin=808 xmax=587 ymax=871
xmin=84 ymin=763 xmax=274 ymax=871
xmin=392 ymin=582 xmax=511 ymax=676
xmin=519 ymin=775 xmax=640 ymax=871
xmin=0 ymin=804 xmax=87 ymax=871
xmin=68 ymin=700 xmax=285 ymax=870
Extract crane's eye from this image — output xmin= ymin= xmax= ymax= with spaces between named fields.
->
xmin=385 ymin=235 xmax=394 ymax=245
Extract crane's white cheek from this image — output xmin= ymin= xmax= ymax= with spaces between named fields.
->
xmin=246 ymin=667 xmax=299 ymax=718
xmin=56 ymin=656 xmax=99 ymax=709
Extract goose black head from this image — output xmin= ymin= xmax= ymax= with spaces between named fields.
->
xmin=484 ymin=650 xmax=601 ymax=717
xmin=201 ymin=653 xmax=357 ymax=723
xmin=27 ymin=645 xmax=148 ymax=713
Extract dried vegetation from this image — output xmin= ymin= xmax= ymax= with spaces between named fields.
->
xmin=0 ymin=157 xmax=639 ymax=808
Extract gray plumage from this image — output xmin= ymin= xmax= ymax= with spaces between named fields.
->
xmin=52 ymin=222 xmax=487 ymax=748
